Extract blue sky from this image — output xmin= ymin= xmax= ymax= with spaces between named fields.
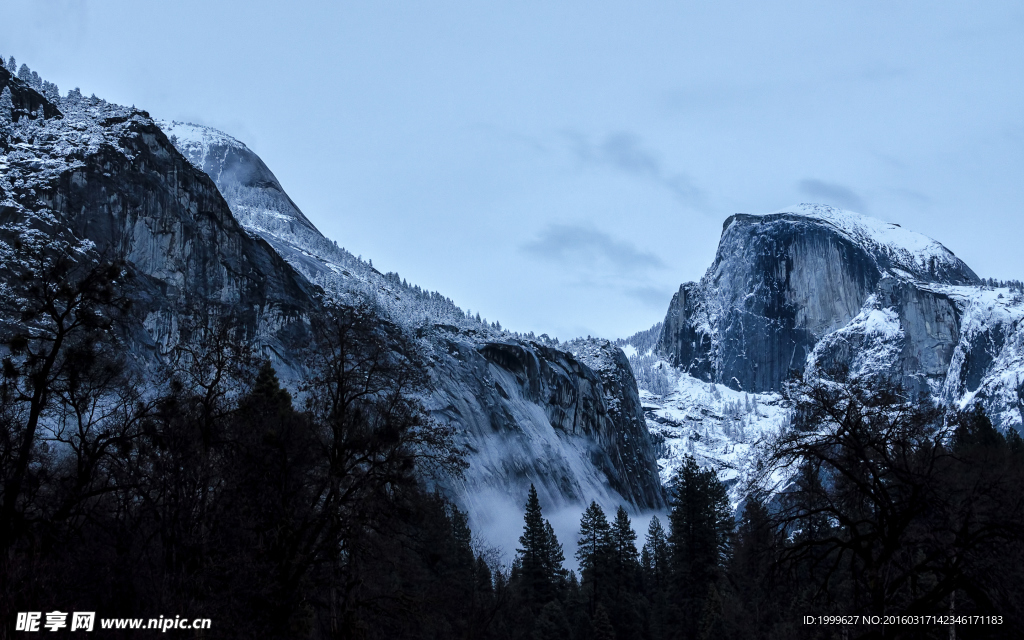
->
xmin=2 ymin=1 xmax=1022 ymax=339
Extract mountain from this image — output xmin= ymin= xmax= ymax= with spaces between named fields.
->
xmin=659 ymin=204 xmax=979 ymax=394
xmin=7 ymin=56 xmax=1021 ymax=540
xmin=0 ymin=61 xmax=666 ymax=563
xmin=154 ymin=121 xmax=666 ymax=521
xmin=624 ymin=203 xmax=1024 ymax=493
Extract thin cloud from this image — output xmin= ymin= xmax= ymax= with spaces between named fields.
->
xmin=565 ymin=131 xmax=704 ymax=207
xmin=798 ymin=179 xmax=867 ymax=213
xmin=623 ymin=285 xmax=675 ymax=308
xmin=521 ymin=223 xmax=666 ymax=273
xmin=601 ymin=132 xmax=660 ymax=176
xmin=887 ymin=187 xmax=931 ymax=206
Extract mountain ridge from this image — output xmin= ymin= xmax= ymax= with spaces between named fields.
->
xmin=151 ymin=120 xmax=668 ymax=521
xmin=2 ymin=63 xmax=668 ymax=574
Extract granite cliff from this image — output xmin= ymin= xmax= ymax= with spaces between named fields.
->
xmin=0 ymin=65 xmax=317 ymax=368
xmin=639 ymin=205 xmax=1022 ymax=485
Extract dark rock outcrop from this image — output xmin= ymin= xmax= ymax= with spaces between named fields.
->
xmin=1 ymin=90 xmax=318 ymax=368
xmin=427 ymin=335 xmax=665 ymax=511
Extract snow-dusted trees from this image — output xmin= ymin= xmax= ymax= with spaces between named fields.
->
xmin=0 ymin=86 xmax=13 ymax=129
xmin=17 ymin=64 xmax=39 ymax=90
xmin=982 ymin=276 xmax=1024 ymax=292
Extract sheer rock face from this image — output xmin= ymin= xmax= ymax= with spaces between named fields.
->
xmin=938 ymin=287 xmax=1024 ymax=430
xmin=662 ymin=211 xmax=903 ymax=391
xmin=429 ymin=336 xmax=665 ymax=512
xmin=657 ymin=204 xmax=1023 ymax=431
xmin=1 ymin=84 xmax=317 ymax=368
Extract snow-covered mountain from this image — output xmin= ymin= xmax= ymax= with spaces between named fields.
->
xmin=0 ymin=63 xmax=666 ymax=570
xmin=623 ymin=204 xmax=1024 ymax=498
xmin=150 ymin=121 xmax=667 ymax=524
xmin=5 ymin=57 xmax=1021 ymax=537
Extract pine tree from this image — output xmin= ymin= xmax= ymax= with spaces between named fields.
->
xmin=0 ymin=86 xmax=13 ymax=130
xmin=727 ymin=493 xmax=776 ymax=638
xmin=643 ymin=516 xmax=669 ymax=570
xmin=591 ymin=603 xmax=616 ymax=640
xmin=576 ymin=501 xmax=612 ymax=614
xmin=642 ymin=515 xmax=671 ymax=639
xmin=532 ymin=601 xmax=571 ymax=640
xmin=542 ymin=520 xmax=567 ymax=587
xmin=668 ymin=456 xmax=734 ymax=640
xmin=474 ymin=556 xmax=493 ymax=601
xmin=451 ymin=506 xmax=475 ymax=574
xmin=698 ymin=583 xmax=725 ymax=640
xmin=516 ymin=485 xmax=566 ymax=610
xmin=611 ymin=505 xmax=639 ymax=583
xmin=576 ymin=502 xmax=612 ymax=575
xmin=609 ymin=506 xmax=643 ymax=640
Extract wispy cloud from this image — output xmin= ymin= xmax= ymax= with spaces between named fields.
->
xmin=798 ymin=179 xmax=867 ymax=212
xmin=623 ymin=285 xmax=674 ymax=307
xmin=887 ymin=187 xmax=931 ymax=206
xmin=565 ymin=131 xmax=704 ymax=207
xmin=521 ymin=223 xmax=673 ymax=310
xmin=521 ymin=223 xmax=666 ymax=273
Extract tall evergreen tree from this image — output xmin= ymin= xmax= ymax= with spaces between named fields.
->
xmin=516 ymin=485 xmax=566 ymax=611
xmin=610 ymin=505 xmax=639 ymax=585
xmin=591 ymin=603 xmax=616 ymax=640
xmin=641 ymin=515 xmax=672 ymax=640
xmin=725 ymin=493 xmax=777 ymax=639
xmin=532 ymin=601 xmax=571 ymax=640
xmin=668 ymin=456 xmax=733 ymax=640
xmin=542 ymin=521 xmax=567 ymax=589
xmin=642 ymin=515 xmax=670 ymax=592
xmin=576 ymin=500 xmax=612 ymax=614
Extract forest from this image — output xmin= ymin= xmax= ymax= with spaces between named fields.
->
xmin=2 ymin=237 xmax=1023 ymax=640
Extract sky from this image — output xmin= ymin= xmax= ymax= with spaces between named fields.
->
xmin=2 ymin=1 xmax=1022 ymax=340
